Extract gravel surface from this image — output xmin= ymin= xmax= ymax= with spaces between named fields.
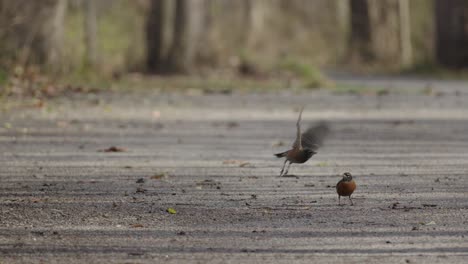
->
xmin=1 ymin=77 xmax=468 ymax=263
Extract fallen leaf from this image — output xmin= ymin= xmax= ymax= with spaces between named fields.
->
xmin=167 ymin=208 xmax=177 ymax=214
xmin=136 ymin=178 xmax=145 ymax=183
xmin=152 ymin=110 xmax=161 ymax=119
xmin=34 ymin=100 xmax=44 ymax=108
xmin=128 ymin=252 xmax=144 ymax=256
xmin=226 ymin=121 xmax=239 ymax=128
xmin=239 ymin=162 xmax=254 ymax=168
xmin=151 ymin=172 xmax=169 ymax=180
xmin=223 ymin=160 xmax=251 ymax=166
xmin=131 ymin=224 xmax=144 ymax=228
xmin=99 ymin=146 xmax=126 ymax=152
xmin=316 ymin=162 xmax=328 ymax=167
xmin=136 ymin=187 xmax=146 ymax=193
xmin=196 ymin=179 xmax=221 ymax=188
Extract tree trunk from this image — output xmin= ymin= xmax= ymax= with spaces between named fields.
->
xmin=242 ymin=0 xmax=265 ymax=48
xmin=435 ymin=0 xmax=468 ymax=68
xmin=348 ymin=0 xmax=402 ymax=66
xmin=146 ymin=0 xmax=167 ymax=73
xmin=399 ymin=0 xmax=413 ymax=67
xmin=0 ymin=0 xmax=68 ymax=71
xmin=335 ymin=0 xmax=350 ymax=63
xmin=166 ymin=0 xmax=204 ymax=73
xmin=84 ymin=0 xmax=98 ymax=67
xmin=368 ymin=0 xmax=400 ymax=64
xmin=348 ymin=0 xmax=372 ymax=62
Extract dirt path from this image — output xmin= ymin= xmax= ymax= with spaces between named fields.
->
xmin=1 ymin=81 xmax=468 ymax=263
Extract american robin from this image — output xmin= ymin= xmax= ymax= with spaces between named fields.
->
xmin=336 ymin=172 xmax=356 ymax=205
xmin=275 ymin=107 xmax=329 ymax=176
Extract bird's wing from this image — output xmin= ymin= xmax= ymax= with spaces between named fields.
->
xmin=291 ymin=107 xmax=304 ymax=149
xmin=293 ymin=121 xmax=330 ymax=151
xmin=336 ymin=178 xmax=344 ymax=189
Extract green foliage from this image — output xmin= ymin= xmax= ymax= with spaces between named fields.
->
xmin=97 ymin=0 xmax=146 ymax=72
xmin=0 ymin=68 xmax=7 ymax=86
xmin=64 ymin=7 xmax=85 ymax=72
xmin=410 ymin=0 xmax=434 ymax=65
xmin=278 ymin=58 xmax=332 ymax=89
xmin=64 ymin=0 xmax=145 ymax=75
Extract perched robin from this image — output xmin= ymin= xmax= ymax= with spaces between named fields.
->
xmin=275 ymin=107 xmax=329 ymax=176
xmin=336 ymin=172 xmax=356 ymax=205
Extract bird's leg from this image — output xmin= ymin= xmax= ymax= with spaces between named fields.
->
xmin=279 ymin=159 xmax=288 ymax=176
xmin=349 ymin=195 xmax=353 ymax=206
xmin=338 ymin=195 xmax=341 ymax=205
xmin=284 ymin=161 xmax=292 ymax=175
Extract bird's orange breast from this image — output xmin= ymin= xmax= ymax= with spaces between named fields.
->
xmin=336 ymin=180 xmax=356 ymax=196
xmin=286 ymin=149 xmax=310 ymax=163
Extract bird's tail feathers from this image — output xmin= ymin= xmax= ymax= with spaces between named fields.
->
xmin=274 ymin=151 xmax=288 ymax=158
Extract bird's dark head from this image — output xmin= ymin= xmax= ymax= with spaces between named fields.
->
xmin=304 ymin=149 xmax=317 ymax=158
xmin=342 ymin=172 xmax=353 ymax=181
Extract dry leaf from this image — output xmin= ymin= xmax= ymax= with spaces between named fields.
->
xmin=99 ymin=146 xmax=126 ymax=152
xmin=151 ymin=172 xmax=169 ymax=180
xmin=316 ymin=162 xmax=328 ymax=167
xmin=152 ymin=110 xmax=161 ymax=119
xmin=423 ymin=221 xmax=436 ymax=226
xmin=239 ymin=162 xmax=254 ymax=168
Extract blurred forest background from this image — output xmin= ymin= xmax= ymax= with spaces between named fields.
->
xmin=1 ymin=0 xmax=468 ymax=98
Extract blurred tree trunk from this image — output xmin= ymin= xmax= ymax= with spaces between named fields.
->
xmin=435 ymin=0 xmax=468 ymax=68
xmin=242 ymin=0 xmax=264 ymax=48
xmin=166 ymin=0 xmax=204 ymax=73
xmin=335 ymin=0 xmax=350 ymax=62
xmin=84 ymin=0 xmax=98 ymax=67
xmin=348 ymin=0 xmax=372 ymax=62
xmin=399 ymin=0 xmax=412 ymax=67
xmin=146 ymin=0 xmax=167 ymax=73
xmin=47 ymin=0 xmax=68 ymax=70
xmin=368 ymin=0 xmax=400 ymax=64
xmin=348 ymin=0 xmax=401 ymax=66
xmin=196 ymin=0 xmax=220 ymax=67
xmin=0 ymin=0 xmax=67 ymax=71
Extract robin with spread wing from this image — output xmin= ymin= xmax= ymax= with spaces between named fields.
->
xmin=275 ymin=107 xmax=329 ymax=176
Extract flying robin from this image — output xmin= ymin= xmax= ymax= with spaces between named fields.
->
xmin=274 ymin=107 xmax=329 ymax=176
xmin=336 ymin=172 xmax=356 ymax=205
